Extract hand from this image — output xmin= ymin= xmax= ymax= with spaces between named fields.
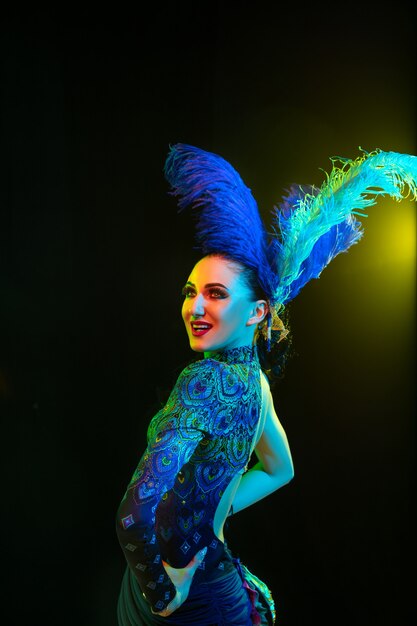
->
xmin=152 ymin=547 xmax=208 ymax=617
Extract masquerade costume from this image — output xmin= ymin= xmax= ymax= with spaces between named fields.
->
xmin=117 ymin=346 xmax=274 ymax=625
xmin=116 ymin=144 xmax=417 ymax=624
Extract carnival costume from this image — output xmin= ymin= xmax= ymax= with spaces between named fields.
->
xmin=117 ymin=345 xmax=273 ymax=625
xmin=116 ymin=144 xmax=417 ymax=624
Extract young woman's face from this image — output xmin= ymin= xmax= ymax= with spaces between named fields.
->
xmin=181 ymin=255 xmax=262 ymax=353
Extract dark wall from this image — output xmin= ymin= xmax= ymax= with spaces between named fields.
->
xmin=1 ymin=5 xmax=415 ymax=625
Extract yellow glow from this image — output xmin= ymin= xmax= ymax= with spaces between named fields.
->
xmin=370 ymin=197 xmax=416 ymax=264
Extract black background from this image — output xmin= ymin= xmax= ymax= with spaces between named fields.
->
xmin=1 ymin=4 xmax=416 ymax=625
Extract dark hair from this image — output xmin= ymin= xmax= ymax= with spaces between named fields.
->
xmin=211 ymin=253 xmax=293 ymax=387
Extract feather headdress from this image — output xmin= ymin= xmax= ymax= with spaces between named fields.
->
xmin=270 ymin=149 xmax=417 ymax=306
xmin=164 ymin=144 xmax=417 ymax=346
xmin=163 ymin=143 xmax=277 ymax=300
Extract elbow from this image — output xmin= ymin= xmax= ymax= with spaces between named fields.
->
xmin=282 ymin=465 xmax=294 ymax=486
xmin=281 ymin=459 xmax=295 ymax=487
xmin=288 ymin=457 xmax=295 ymax=482
xmin=269 ymin=462 xmax=294 ymax=491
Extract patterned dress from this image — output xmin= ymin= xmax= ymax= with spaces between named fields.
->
xmin=116 ymin=345 xmax=275 ymax=625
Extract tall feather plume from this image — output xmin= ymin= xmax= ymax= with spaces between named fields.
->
xmin=270 ymin=149 xmax=417 ymax=306
xmin=164 ymin=143 xmax=276 ymax=298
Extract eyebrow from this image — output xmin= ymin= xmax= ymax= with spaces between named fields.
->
xmin=184 ymin=281 xmax=230 ymax=290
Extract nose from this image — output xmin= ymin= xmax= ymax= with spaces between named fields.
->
xmin=190 ymin=293 xmax=205 ymax=317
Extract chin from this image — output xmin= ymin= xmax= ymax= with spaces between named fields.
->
xmin=188 ymin=337 xmax=206 ymax=352
xmin=190 ymin=344 xmax=205 ymax=353
xmin=189 ymin=336 xmax=224 ymax=353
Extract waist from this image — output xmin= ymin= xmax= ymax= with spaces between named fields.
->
xmin=191 ymin=541 xmax=235 ymax=584
xmin=119 ymin=551 xmax=252 ymax=626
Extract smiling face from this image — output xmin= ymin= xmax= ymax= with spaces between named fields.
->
xmin=181 ymin=255 xmax=267 ymax=354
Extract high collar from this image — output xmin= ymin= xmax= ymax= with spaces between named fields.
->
xmin=204 ymin=344 xmax=258 ymax=365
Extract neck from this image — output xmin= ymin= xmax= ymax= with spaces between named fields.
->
xmin=203 ymin=344 xmax=258 ymax=364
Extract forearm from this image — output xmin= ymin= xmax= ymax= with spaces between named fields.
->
xmin=232 ymin=461 xmax=293 ymax=514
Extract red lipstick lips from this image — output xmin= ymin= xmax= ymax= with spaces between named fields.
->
xmin=191 ymin=322 xmax=213 ymax=337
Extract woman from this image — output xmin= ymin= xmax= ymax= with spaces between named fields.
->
xmin=116 ymin=252 xmax=293 ymax=625
xmin=116 ymin=144 xmax=417 ymax=625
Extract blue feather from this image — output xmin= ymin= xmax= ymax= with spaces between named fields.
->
xmin=270 ymin=149 xmax=417 ymax=305
xmin=164 ymin=143 xmax=276 ymax=298
xmin=164 ymin=145 xmax=417 ymax=313
xmin=286 ymin=217 xmax=363 ymax=301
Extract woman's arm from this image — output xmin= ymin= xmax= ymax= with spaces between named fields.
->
xmin=231 ymin=382 xmax=294 ymax=514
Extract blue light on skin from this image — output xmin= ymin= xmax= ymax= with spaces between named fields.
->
xmin=181 ymin=255 xmax=267 ymax=356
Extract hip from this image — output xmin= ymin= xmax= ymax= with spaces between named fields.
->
xmin=117 ymin=547 xmax=274 ymax=625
